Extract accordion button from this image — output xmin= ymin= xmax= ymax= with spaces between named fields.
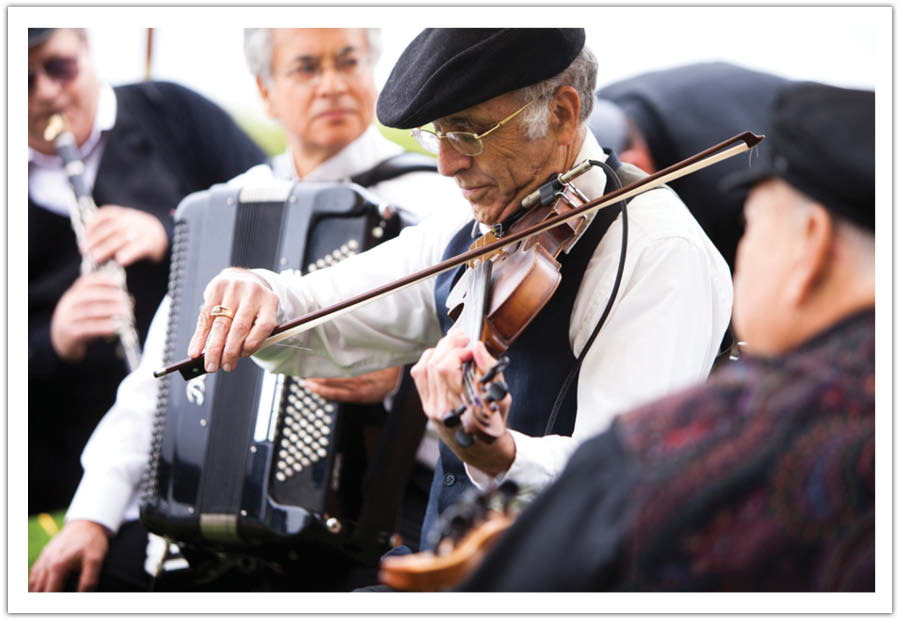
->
xmin=348 ymin=239 xmax=359 ymax=250
xmin=293 ymin=463 xmax=302 ymax=472
xmin=276 ymin=472 xmax=286 ymax=482
xmin=316 ymin=448 xmax=327 ymax=458
xmin=321 ymin=427 xmax=331 ymax=435
xmin=318 ymin=437 xmax=328 ymax=447
xmin=301 ymin=457 xmax=311 ymax=466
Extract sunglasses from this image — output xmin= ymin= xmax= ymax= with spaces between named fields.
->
xmin=29 ymin=56 xmax=79 ymax=92
xmin=411 ymin=100 xmax=535 ymax=157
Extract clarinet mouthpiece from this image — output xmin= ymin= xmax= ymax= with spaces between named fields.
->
xmin=43 ymin=114 xmax=66 ymax=142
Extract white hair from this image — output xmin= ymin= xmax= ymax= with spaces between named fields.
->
xmin=510 ymin=45 xmax=598 ymax=140
xmin=243 ymin=28 xmax=382 ymax=86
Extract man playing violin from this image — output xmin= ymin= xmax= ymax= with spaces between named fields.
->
xmin=188 ymin=28 xmax=733 ymax=555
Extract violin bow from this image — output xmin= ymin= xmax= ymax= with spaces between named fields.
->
xmin=155 ymin=131 xmax=763 ymax=380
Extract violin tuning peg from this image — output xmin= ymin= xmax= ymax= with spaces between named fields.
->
xmin=455 ymin=429 xmax=475 ymax=448
xmin=442 ymin=404 xmax=466 ymax=428
xmin=479 ymin=356 xmax=511 ymax=384
xmin=485 ymin=380 xmax=508 ymax=402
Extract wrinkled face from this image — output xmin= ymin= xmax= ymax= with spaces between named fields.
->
xmin=434 ymin=93 xmax=561 ymax=225
xmin=264 ymin=29 xmax=376 ymax=159
xmin=28 ymin=29 xmax=100 ymax=154
xmin=732 ymin=178 xmax=805 ymax=355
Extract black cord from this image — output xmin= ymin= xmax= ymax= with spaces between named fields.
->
xmin=544 ymin=159 xmax=629 ymax=435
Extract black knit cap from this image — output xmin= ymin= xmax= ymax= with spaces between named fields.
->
xmin=29 ymin=28 xmax=56 ymax=48
xmin=377 ymin=28 xmax=586 ymax=129
xmin=721 ymin=82 xmax=874 ymax=231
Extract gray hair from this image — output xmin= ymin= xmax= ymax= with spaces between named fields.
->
xmin=244 ymin=28 xmax=382 ymax=86
xmin=511 ymin=45 xmax=598 ymax=140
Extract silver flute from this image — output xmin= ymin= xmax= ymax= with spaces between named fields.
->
xmin=44 ymin=113 xmax=142 ymax=372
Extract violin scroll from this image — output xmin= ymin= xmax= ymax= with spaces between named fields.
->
xmin=442 ymin=356 xmax=510 ymax=447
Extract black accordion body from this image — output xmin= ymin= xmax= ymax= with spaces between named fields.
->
xmin=140 ymin=181 xmax=408 ymax=565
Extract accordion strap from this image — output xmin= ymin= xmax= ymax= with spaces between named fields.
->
xmin=349 ymin=152 xmax=437 ymax=187
xmin=354 ymin=366 xmax=428 ymax=546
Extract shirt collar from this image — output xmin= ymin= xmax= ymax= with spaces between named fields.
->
xmin=28 ymin=82 xmax=117 ymax=166
xmin=303 ymin=125 xmax=402 ymax=183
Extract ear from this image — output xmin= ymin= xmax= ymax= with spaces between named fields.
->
xmin=256 ymin=75 xmax=277 ymax=120
xmin=786 ymin=202 xmax=834 ymax=306
xmin=549 ymin=85 xmax=581 ymax=147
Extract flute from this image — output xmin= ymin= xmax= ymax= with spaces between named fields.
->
xmin=43 ymin=113 xmax=143 ymax=372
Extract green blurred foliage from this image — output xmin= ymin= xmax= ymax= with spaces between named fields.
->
xmin=28 ymin=511 xmax=65 ymax=569
xmin=231 ymin=112 xmax=435 ymax=159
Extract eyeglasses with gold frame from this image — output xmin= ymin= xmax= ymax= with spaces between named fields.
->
xmin=411 ymin=99 xmax=535 ymax=157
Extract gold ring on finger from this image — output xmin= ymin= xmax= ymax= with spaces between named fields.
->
xmin=210 ymin=304 xmax=235 ymax=320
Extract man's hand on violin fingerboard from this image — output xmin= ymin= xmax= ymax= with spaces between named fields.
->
xmin=411 ymin=331 xmax=515 ymax=476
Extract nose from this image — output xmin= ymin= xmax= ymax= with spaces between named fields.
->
xmin=316 ymin=64 xmax=349 ymax=97
xmin=30 ymin=69 xmax=61 ymax=102
xmin=436 ymin=139 xmax=472 ymax=178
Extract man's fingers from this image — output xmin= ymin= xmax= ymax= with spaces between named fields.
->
xmin=188 ymin=308 xmax=213 ymax=358
xmin=303 ymin=378 xmax=356 ymax=402
xmin=470 ymin=340 xmax=499 ymax=373
xmin=85 ymin=230 xmax=127 ymax=265
xmin=221 ymin=301 xmax=257 ymax=371
xmin=76 ymin=556 xmax=102 ymax=592
xmin=43 ymin=561 xmax=71 ymax=594
xmin=27 ymin=564 xmax=45 ymax=592
xmin=241 ymin=299 xmax=277 ymax=356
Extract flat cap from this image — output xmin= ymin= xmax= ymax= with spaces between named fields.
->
xmin=377 ymin=28 xmax=585 ymax=129
xmin=29 ymin=28 xmax=56 ymax=48
xmin=722 ymin=82 xmax=874 ymax=231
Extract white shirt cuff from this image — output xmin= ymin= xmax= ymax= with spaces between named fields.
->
xmin=65 ymin=469 xmax=137 ymax=535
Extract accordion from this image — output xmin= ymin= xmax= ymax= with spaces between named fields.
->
xmin=140 ymin=181 xmax=415 ymax=565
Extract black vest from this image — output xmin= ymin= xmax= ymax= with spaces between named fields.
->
xmin=420 ymin=155 xmax=636 ymax=548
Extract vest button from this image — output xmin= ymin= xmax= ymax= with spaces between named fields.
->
xmin=443 ymin=473 xmax=456 ymax=486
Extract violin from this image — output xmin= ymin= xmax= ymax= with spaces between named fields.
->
xmin=154 ymin=132 xmax=764 ymax=381
xmin=439 ymin=174 xmax=594 ymax=447
xmin=378 ymin=480 xmax=521 ymax=591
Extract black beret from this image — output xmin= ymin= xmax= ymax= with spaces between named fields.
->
xmin=28 ymin=28 xmax=56 ymax=48
xmin=377 ymin=28 xmax=585 ymax=129
xmin=722 ymin=82 xmax=874 ymax=231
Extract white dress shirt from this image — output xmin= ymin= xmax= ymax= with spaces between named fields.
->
xmin=66 ymin=127 xmax=466 ymax=532
xmin=251 ymin=130 xmax=733 ymax=499
xmin=28 ymin=83 xmax=117 ymax=216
